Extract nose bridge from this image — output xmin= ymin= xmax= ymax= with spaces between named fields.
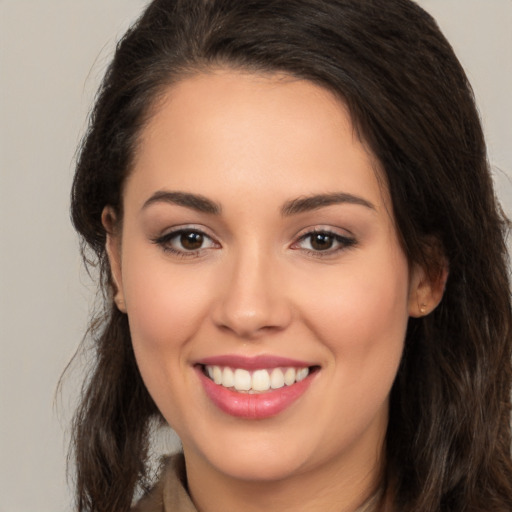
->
xmin=213 ymin=239 xmax=291 ymax=337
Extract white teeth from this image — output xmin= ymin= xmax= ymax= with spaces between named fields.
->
xmin=296 ymin=368 xmax=309 ymax=382
xmin=284 ymin=368 xmax=296 ymax=386
xmin=222 ymin=367 xmax=235 ymax=388
xmin=234 ymin=369 xmax=251 ymax=391
xmin=252 ymin=369 xmax=270 ymax=392
xmin=205 ymin=365 xmax=311 ymax=392
xmin=213 ymin=366 xmax=223 ymax=385
xmin=270 ymin=368 xmax=285 ymax=389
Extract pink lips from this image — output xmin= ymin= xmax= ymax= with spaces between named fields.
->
xmin=195 ymin=355 xmax=317 ymax=420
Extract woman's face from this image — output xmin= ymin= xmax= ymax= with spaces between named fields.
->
xmin=107 ymin=70 xmax=426 ymax=485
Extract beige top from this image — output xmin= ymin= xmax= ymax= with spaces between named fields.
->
xmin=132 ymin=454 xmax=382 ymax=512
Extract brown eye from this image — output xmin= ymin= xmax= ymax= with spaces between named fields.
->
xmin=310 ymin=233 xmax=334 ymax=251
xmin=180 ymin=231 xmax=204 ymax=250
xmin=293 ymin=229 xmax=357 ymax=255
xmin=153 ymin=228 xmax=218 ymax=255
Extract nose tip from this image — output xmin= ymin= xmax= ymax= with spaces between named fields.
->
xmin=212 ymin=262 xmax=292 ymax=339
xmin=217 ymin=308 xmax=281 ymax=338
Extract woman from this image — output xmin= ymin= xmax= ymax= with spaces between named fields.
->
xmin=70 ymin=0 xmax=512 ymax=511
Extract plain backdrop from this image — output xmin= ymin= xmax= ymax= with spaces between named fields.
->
xmin=1 ymin=1 xmax=511 ymax=510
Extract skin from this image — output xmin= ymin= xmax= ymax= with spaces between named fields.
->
xmin=104 ymin=70 xmax=442 ymax=512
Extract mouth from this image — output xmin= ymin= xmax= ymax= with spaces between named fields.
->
xmin=194 ymin=356 xmax=319 ymax=419
xmin=200 ymin=364 xmax=318 ymax=394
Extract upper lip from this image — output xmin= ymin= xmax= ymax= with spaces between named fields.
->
xmin=195 ymin=354 xmax=315 ymax=370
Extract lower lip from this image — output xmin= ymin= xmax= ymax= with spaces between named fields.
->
xmin=196 ymin=367 xmax=315 ymax=419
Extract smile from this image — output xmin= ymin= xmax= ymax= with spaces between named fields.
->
xmin=195 ymin=356 xmax=319 ymax=419
xmin=203 ymin=365 xmax=310 ymax=393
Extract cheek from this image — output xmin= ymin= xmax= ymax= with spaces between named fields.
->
xmin=119 ymin=245 xmax=215 ymax=426
xmin=120 ymin=244 xmax=212 ymax=357
xmin=302 ymin=251 xmax=410 ymax=378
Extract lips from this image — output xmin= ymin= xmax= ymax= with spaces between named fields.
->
xmin=195 ymin=355 xmax=318 ymax=419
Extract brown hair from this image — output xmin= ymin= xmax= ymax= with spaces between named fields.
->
xmin=70 ymin=1 xmax=512 ymax=510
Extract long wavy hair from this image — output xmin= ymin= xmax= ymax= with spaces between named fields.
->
xmin=69 ymin=0 xmax=512 ymax=510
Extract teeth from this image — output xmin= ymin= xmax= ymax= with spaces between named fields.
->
xmin=252 ymin=369 xmax=270 ymax=392
xmin=296 ymin=368 xmax=309 ymax=382
xmin=222 ymin=367 xmax=235 ymax=388
xmin=213 ymin=365 xmax=223 ymax=385
xmin=234 ymin=369 xmax=251 ymax=391
xmin=284 ymin=368 xmax=296 ymax=386
xmin=205 ymin=365 xmax=311 ymax=392
xmin=270 ymin=368 xmax=285 ymax=389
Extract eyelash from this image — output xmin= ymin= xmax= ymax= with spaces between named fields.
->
xmin=152 ymin=227 xmax=357 ymax=258
xmin=152 ymin=228 xmax=219 ymax=258
xmin=292 ymin=229 xmax=357 ymax=257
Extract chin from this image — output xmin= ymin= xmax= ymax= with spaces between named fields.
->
xmin=206 ymin=448 xmax=310 ymax=482
xmin=179 ymin=421 xmax=321 ymax=483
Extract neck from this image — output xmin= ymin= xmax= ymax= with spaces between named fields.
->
xmin=184 ymin=447 xmax=384 ymax=512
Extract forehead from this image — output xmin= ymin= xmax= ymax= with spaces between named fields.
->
xmin=128 ymin=69 xmax=388 ymax=212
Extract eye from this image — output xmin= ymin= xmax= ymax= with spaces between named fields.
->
xmin=178 ymin=231 xmax=207 ymax=250
xmin=293 ymin=229 xmax=356 ymax=255
xmin=153 ymin=228 xmax=219 ymax=256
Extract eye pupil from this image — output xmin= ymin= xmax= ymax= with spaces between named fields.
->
xmin=181 ymin=232 xmax=203 ymax=250
xmin=311 ymin=233 xmax=333 ymax=251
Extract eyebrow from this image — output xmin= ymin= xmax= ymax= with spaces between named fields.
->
xmin=142 ymin=190 xmax=221 ymax=214
xmin=142 ymin=190 xmax=374 ymax=217
xmin=281 ymin=193 xmax=375 ymax=216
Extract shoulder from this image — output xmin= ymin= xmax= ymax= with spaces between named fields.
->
xmin=131 ymin=453 xmax=196 ymax=512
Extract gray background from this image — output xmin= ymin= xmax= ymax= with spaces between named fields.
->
xmin=1 ymin=1 xmax=511 ymax=510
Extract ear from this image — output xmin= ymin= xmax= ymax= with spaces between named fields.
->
xmin=101 ymin=206 xmax=126 ymax=313
xmin=408 ymin=260 xmax=448 ymax=318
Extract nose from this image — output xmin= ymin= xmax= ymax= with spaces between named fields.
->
xmin=212 ymin=247 xmax=292 ymax=339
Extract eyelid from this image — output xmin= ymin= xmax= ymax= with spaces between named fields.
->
xmin=151 ymin=224 xmax=221 ymax=257
xmin=290 ymin=226 xmax=357 ymax=255
xmin=294 ymin=224 xmax=355 ymax=239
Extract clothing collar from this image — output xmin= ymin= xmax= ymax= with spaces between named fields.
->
xmin=133 ymin=453 xmax=384 ymax=512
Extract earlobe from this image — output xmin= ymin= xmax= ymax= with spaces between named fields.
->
xmin=101 ymin=206 xmax=127 ymax=313
xmin=408 ymin=262 xmax=448 ymax=318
